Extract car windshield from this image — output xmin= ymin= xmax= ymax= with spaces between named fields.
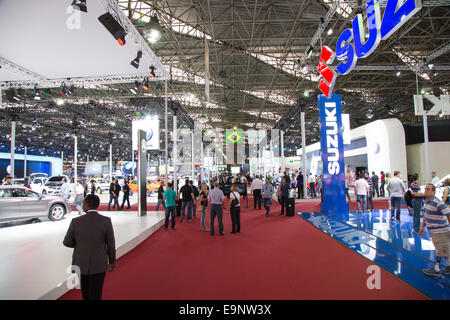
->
xmin=48 ymin=176 xmax=64 ymax=182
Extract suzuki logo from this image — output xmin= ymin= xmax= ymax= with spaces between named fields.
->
xmin=318 ymin=46 xmax=337 ymax=98
xmin=318 ymin=0 xmax=422 ymax=97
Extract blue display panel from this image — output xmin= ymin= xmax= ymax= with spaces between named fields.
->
xmin=318 ymin=94 xmax=348 ymax=215
xmin=0 ymin=159 xmax=51 ymax=179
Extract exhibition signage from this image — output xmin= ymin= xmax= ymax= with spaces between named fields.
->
xmin=318 ymin=94 xmax=347 ymax=214
xmin=226 ymin=130 xmax=243 ymax=144
xmin=318 ymin=0 xmax=422 ymax=97
xmin=138 ymin=129 xmax=147 ymax=217
xmin=132 ymin=118 xmax=160 ymax=151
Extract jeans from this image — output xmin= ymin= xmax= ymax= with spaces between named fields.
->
xmin=345 ymin=188 xmax=351 ymax=202
xmin=253 ymin=189 xmax=262 ymax=209
xmin=263 ymin=197 xmax=272 ymax=216
xmin=201 ymin=203 xmax=207 ymax=230
xmin=356 ymin=195 xmax=367 ymax=212
xmin=210 ymin=204 xmax=224 ymax=235
xmin=192 ymin=200 xmax=196 ymax=217
xmin=297 ymin=185 xmax=303 ymax=199
xmin=230 ymin=206 xmax=240 ymax=233
xmin=310 ymin=182 xmax=316 ymax=197
xmin=366 ymin=194 xmax=374 ymax=211
xmin=373 ymin=183 xmax=379 ymax=197
xmin=121 ymin=194 xmax=130 ymax=209
xmin=280 ymin=196 xmax=288 ymax=214
xmin=181 ymin=200 xmax=193 ymax=220
xmin=380 ymin=182 xmax=385 ymax=197
xmin=164 ymin=206 xmax=175 ymax=229
xmin=156 ymin=198 xmax=165 ymax=211
xmin=74 ymin=194 xmax=84 ymax=213
xmin=412 ymin=198 xmax=423 ymax=232
xmin=390 ymin=196 xmax=402 ymax=220
xmin=108 ymin=194 xmax=119 ymax=210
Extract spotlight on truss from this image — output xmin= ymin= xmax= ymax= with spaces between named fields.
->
xmin=71 ymin=0 xmax=87 ymax=13
xmin=130 ymin=51 xmax=142 ymax=69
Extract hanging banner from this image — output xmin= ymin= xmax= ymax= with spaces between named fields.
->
xmin=318 ymin=94 xmax=348 ymax=215
xmin=132 ymin=119 xmax=160 ymax=151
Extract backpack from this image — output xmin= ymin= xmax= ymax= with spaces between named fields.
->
xmin=404 ymin=189 xmax=413 ymax=207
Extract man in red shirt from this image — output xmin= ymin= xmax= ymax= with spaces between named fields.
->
xmin=380 ymin=171 xmax=386 ymax=197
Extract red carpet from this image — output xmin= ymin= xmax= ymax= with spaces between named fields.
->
xmin=61 ymin=195 xmax=425 ymax=300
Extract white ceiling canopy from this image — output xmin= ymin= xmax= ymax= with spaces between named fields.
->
xmin=0 ymin=0 xmax=168 ymax=89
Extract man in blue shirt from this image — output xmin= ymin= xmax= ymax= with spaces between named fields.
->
xmin=420 ymin=183 xmax=450 ymax=276
xmin=262 ymin=178 xmax=274 ymax=217
xmin=163 ymin=182 xmax=177 ymax=230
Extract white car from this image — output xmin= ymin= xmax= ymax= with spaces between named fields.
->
xmin=41 ymin=175 xmax=70 ymax=196
xmin=88 ymin=178 xmax=110 ymax=194
xmin=30 ymin=177 xmax=48 ymax=194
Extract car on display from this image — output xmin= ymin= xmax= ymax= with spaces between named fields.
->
xmin=88 ymin=178 xmax=110 ymax=194
xmin=419 ymin=174 xmax=450 ymax=201
xmin=0 ymin=186 xmax=71 ymax=222
xmin=41 ymin=175 xmax=70 ymax=196
xmin=29 ymin=173 xmax=49 ymax=181
xmin=30 ymin=177 xmax=48 ymax=194
xmin=128 ymin=179 xmax=159 ymax=196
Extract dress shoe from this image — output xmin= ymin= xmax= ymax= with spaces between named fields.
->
xmin=230 ymin=231 xmax=235 ymax=234
xmin=219 ymin=233 xmax=224 ymax=235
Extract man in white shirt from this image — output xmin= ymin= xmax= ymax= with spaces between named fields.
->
xmin=431 ymin=171 xmax=440 ymax=185
xmin=387 ymin=170 xmax=405 ymax=222
xmin=74 ymin=180 xmax=85 ymax=215
xmin=354 ymin=174 xmax=369 ymax=213
xmin=61 ymin=178 xmax=71 ymax=200
xmin=309 ymin=173 xmax=316 ymax=198
xmin=251 ymin=175 xmax=263 ymax=210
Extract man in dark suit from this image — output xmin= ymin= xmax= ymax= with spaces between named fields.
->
xmin=107 ymin=178 xmax=119 ymax=211
xmin=371 ymin=172 xmax=379 ymax=197
xmin=63 ymin=194 xmax=116 ymax=300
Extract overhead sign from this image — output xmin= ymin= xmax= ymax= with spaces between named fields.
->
xmin=413 ymin=95 xmax=450 ymax=116
xmin=132 ymin=118 xmax=160 ymax=151
xmin=318 ymin=0 xmax=422 ymax=97
xmin=318 ymin=94 xmax=347 ymax=215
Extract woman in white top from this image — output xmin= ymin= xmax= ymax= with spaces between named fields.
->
xmin=229 ymin=184 xmax=241 ymax=234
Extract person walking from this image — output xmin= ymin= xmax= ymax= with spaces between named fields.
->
xmin=387 ymin=171 xmax=405 ymax=222
xmin=190 ymin=180 xmax=199 ymax=218
xmin=199 ymin=182 xmax=209 ymax=231
xmin=63 ymin=194 xmax=116 ymax=300
xmin=278 ymin=177 xmax=290 ymax=216
xmin=365 ymin=172 xmax=374 ymax=211
xmin=251 ymin=175 xmax=263 ymax=210
xmin=82 ymin=179 xmax=88 ymax=198
xmin=371 ymin=172 xmax=379 ymax=197
xmin=163 ymin=182 xmax=177 ymax=230
xmin=354 ymin=173 xmax=369 ymax=213
xmin=443 ymin=178 xmax=450 ymax=207
xmin=155 ymin=182 xmax=165 ymax=212
xmin=121 ymin=179 xmax=131 ymax=210
xmin=73 ymin=180 xmax=85 ymax=215
xmin=208 ymin=181 xmax=225 ymax=236
xmin=61 ymin=177 xmax=71 ymax=200
xmin=431 ymin=171 xmax=440 ymax=185
xmin=229 ymin=184 xmax=241 ymax=234
xmin=262 ymin=177 xmax=274 ymax=217
xmin=90 ymin=179 xmax=97 ymax=195
xmin=296 ymin=172 xmax=303 ymax=199
xmin=308 ymin=173 xmax=316 ymax=198
xmin=420 ymin=184 xmax=450 ymax=276
xmin=283 ymin=171 xmax=291 ymax=185
xmin=179 ymin=179 xmax=194 ymax=222
xmin=107 ymin=178 xmax=119 ymax=211
xmin=345 ymin=167 xmax=352 ymax=202
xmin=410 ymin=174 xmax=425 ymax=233
xmin=379 ymin=171 xmax=385 ymax=197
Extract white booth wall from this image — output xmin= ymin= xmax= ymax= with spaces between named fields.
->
xmin=406 ymin=142 xmax=450 ymax=184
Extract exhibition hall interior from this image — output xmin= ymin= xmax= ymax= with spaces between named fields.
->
xmin=0 ymin=0 xmax=449 ymax=302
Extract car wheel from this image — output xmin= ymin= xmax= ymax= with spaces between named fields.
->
xmin=49 ymin=204 xmax=65 ymax=221
xmin=42 ymin=190 xmax=47 ymax=195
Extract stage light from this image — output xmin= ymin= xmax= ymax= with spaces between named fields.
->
xmin=156 ymin=82 xmax=162 ymax=92
xmin=98 ymin=12 xmax=127 ymax=46
xmin=5 ymin=88 xmax=21 ymax=102
xmin=149 ymin=66 xmax=156 ymax=78
xmin=327 ymin=28 xmax=333 ymax=36
xmin=130 ymin=51 xmax=142 ymax=69
xmin=130 ymin=81 xmax=139 ymax=94
xmin=307 ymin=46 xmax=313 ymax=58
xmin=56 ymin=99 xmax=65 ymax=106
xmin=386 ymin=105 xmax=395 ymax=116
xmin=71 ymin=0 xmax=87 ymax=13
xmin=143 ymin=16 xmax=162 ymax=43
xmin=33 ymin=85 xmax=41 ymax=100
xmin=396 ymin=71 xmax=401 ymax=77
xmin=428 ymin=63 xmax=434 ymax=69
xmin=142 ymin=78 xmax=150 ymax=91
xmin=366 ymin=110 xmax=374 ymax=119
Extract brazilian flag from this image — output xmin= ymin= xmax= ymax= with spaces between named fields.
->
xmin=226 ymin=130 xmax=243 ymax=144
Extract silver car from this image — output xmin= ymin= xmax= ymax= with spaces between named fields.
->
xmin=0 ymin=186 xmax=71 ymax=222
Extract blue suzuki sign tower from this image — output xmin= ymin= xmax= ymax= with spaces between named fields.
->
xmin=318 ymin=94 xmax=348 ymax=214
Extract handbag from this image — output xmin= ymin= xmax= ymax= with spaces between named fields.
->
xmin=230 ymin=192 xmax=239 ymax=208
xmin=197 ymin=204 xmax=204 ymax=211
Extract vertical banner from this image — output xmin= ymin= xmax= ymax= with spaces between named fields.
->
xmin=138 ymin=129 xmax=147 ymax=217
xmin=318 ymin=94 xmax=348 ymax=214
xmin=205 ymin=38 xmax=210 ymax=101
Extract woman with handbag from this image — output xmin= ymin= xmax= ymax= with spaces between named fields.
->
xmin=199 ymin=182 xmax=209 ymax=231
xmin=229 ymin=184 xmax=241 ymax=234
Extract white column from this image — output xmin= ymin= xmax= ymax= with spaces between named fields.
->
xmin=131 ymin=149 xmax=135 ymax=177
xmin=173 ymin=114 xmax=178 ymax=193
xmin=280 ymin=130 xmax=285 ymax=175
xmin=191 ymin=131 xmax=195 ymax=181
xmin=301 ymin=112 xmax=307 ymax=198
xmin=74 ymin=136 xmax=78 ymax=185
xmin=200 ymin=138 xmax=204 ymax=183
xmin=165 ymin=80 xmax=169 ymax=183
xmin=10 ymin=121 xmax=16 ymax=177
xmin=109 ymin=143 xmax=112 ymax=182
xmin=24 ymin=147 xmax=27 ymax=178
xmin=61 ymin=151 xmax=64 ymax=170
xmin=423 ymin=112 xmax=431 ymax=183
